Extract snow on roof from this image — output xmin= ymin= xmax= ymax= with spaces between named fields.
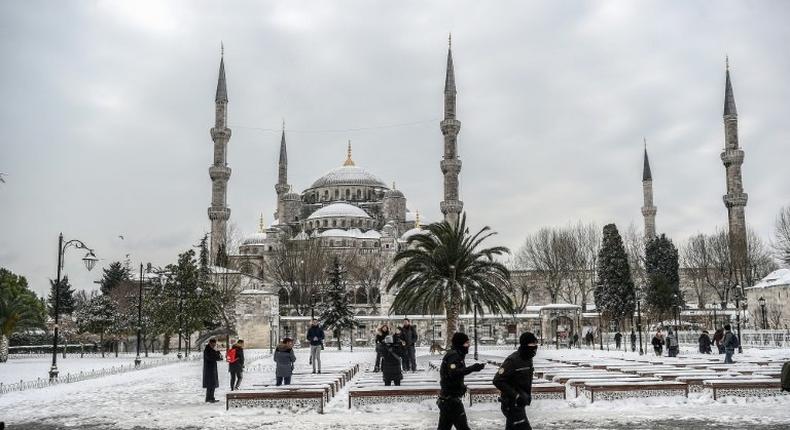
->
xmin=307 ymin=202 xmax=371 ymax=220
xmin=400 ymin=227 xmax=425 ymax=240
xmin=308 ymin=165 xmax=387 ymax=189
xmin=319 ymin=228 xmax=381 ymax=239
xmin=746 ymin=269 xmax=790 ymax=290
xmin=242 ymin=231 xmax=267 ymax=245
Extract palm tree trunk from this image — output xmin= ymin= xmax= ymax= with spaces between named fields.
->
xmin=0 ymin=334 xmax=9 ymax=363
xmin=445 ymin=294 xmax=461 ymax=348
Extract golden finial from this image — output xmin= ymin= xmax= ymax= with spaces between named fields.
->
xmin=259 ymin=213 xmax=265 ymax=233
xmin=221 ymin=41 xmax=224 ymax=58
xmin=415 ymin=210 xmax=421 ymax=229
xmin=448 ymin=33 xmax=452 ymax=49
xmin=725 ymin=55 xmax=729 ymax=71
xmin=343 ymin=140 xmax=355 ymax=166
xmin=282 ymin=118 xmax=285 ymax=131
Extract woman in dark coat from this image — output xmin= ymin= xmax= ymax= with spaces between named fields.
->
xmin=698 ymin=331 xmax=712 ymax=354
xmin=202 ymin=338 xmax=223 ymax=403
xmin=273 ymin=337 xmax=297 ymax=386
xmin=374 ymin=324 xmax=390 ymax=372
xmin=377 ymin=333 xmax=404 ymax=386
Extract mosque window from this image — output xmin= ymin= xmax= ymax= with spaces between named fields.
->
xmin=330 ymin=240 xmax=335 ymax=247
xmin=357 ymin=189 xmax=362 ymax=199
xmin=341 ymin=220 xmax=346 ymax=227
xmin=332 ymin=219 xmax=337 ymax=227
xmin=334 ymin=189 xmax=339 ymax=198
xmin=345 ymin=189 xmax=350 ymax=199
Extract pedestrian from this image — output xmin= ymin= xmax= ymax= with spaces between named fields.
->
xmin=614 ymin=331 xmax=622 ymax=350
xmin=307 ymin=319 xmax=325 ymax=374
xmin=572 ymin=333 xmax=579 ymax=349
xmin=698 ymin=331 xmax=712 ymax=354
xmin=374 ymin=324 xmax=390 ymax=372
xmin=722 ymin=324 xmax=739 ymax=364
xmin=202 ymin=338 xmax=222 ymax=403
xmin=666 ymin=329 xmax=679 ymax=357
xmin=377 ymin=332 xmax=404 ymax=386
xmin=227 ymin=339 xmax=245 ymax=391
xmin=585 ymin=330 xmax=594 ymax=347
xmin=713 ymin=328 xmax=725 ymax=354
xmin=651 ymin=330 xmax=664 ymax=357
xmin=274 ymin=337 xmax=296 ymax=386
xmin=630 ymin=329 xmax=637 ymax=352
xmin=437 ymin=332 xmax=485 ymax=430
xmin=493 ymin=332 xmax=538 ymax=430
xmin=400 ymin=318 xmax=418 ymax=371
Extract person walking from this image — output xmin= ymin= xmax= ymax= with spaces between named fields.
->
xmin=614 ymin=331 xmax=622 ymax=350
xmin=651 ymin=331 xmax=664 ymax=357
xmin=572 ymin=333 xmax=579 ymax=349
xmin=227 ymin=339 xmax=245 ymax=391
xmin=202 ymin=338 xmax=223 ymax=403
xmin=437 ymin=333 xmax=485 ymax=430
xmin=713 ymin=328 xmax=725 ymax=354
xmin=666 ymin=329 xmax=679 ymax=357
xmin=307 ymin=319 xmax=325 ymax=374
xmin=374 ymin=324 xmax=390 ymax=372
xmin=378 ymin=332 xmax=404 ymax=386
xmin=400 ymin=318 xmax=418 ymax=371
xmin=698 ymin=331 xmax=712 ymax=354
xmin=274 ymin=337 xmax=296 ymax=386
xmin=585 ymin=330 xmax=594 ymax=348
xmin=722 ymin=324 xmax=738 ymax=364
xmin=630 ymin=329 xmax=637 ymax=353
xmin=493 ymin=332 xmax=538 ymax=430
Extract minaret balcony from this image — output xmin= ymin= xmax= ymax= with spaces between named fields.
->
xmin=641 ymin=206 xmax=657 ymax=217
xmin=210 ymin=127 xmax=232 ymax=141
xmin=440 ymin=159 xmax=462 ymax=174
xmin=209 ymin=165 xmax=232 ymax=181
xmin=440 ymin=200 xmax=464 ymax=215
xmin=208 ymin=206 xmax=231 ymax=221
xmin=275 ymin=184 xmax=290 ymax=195
xmin=720 ymin=149 xmax=744 ymax=166
xmin=723 ymin=193 xmax=748 ymax=208
xmin=440 ymin=119 xmax=461 ymax=135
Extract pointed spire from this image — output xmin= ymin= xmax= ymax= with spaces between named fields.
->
xmin=343 ymin=140 xmax=355 ymax=166
xmin=215 ymin=44 xmax=228 ymax=103
xmin=724 ymin=56 xmax=737 ymax=117
xmin=642 ymin=138 xmax=652 ymax=181
xmin=444 ymin=33 xmax=456 ymax=95
xmin=415 ymin=210 xmax=421 ymax=229
xmin=259 ymin=213 xmax=266 ymax=233
xmin=279 ymin=121 xmax=287 ymax=167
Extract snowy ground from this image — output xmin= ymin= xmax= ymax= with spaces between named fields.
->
xmin=1 ymin=346 xmax=789 ymax=429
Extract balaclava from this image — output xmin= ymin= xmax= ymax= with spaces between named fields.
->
xmin=518 ymin=332 xmax=538 ymax=360
xmin=452 ymin=332 xmax=470 ymax=356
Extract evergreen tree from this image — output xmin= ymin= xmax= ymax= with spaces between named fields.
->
xmin=645 ymin=234 xmax=683 ymax=322
xmin=100 ymin=262 xmax=131 ymax=295
xmin=594 ymin=224 xmax=636 ymax=329
xmin=47 ymin=276 xmax=76 ymax=318
xmin=319 ymin=258 xmax=358 ymax=350
xmin=73 ymin=294 xmax=116 ymax=356
xmin=215 ymin=244 xmax=229 ymax=268
xmin=1 ymin=268 xmax=46 ymax=362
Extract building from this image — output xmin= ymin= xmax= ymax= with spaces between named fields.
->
xmin=745 ymin=269 xmax=790 ymax=330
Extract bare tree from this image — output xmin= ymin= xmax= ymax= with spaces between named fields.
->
xmin=623 ymin=222 xmax=647 ymax=288
xmin=345 ymin=250 xmax=393 ymax=313
xmin=261 ymin=237 xmax=330 ymax=316
xmin=773 ymin=206 xmax=790 ymax=267
xmin=516 ymin=227 xmax=573 ymax=303
xmin=766 ymin=303 xmax=783 ymax=329
xmin=565 ymin=222 xmax=599 ymax=311
xmin=680 ymin=242 xmax=710 ymax=308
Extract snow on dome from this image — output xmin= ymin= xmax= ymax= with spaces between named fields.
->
xmin=308 ymin=165 xmax=387 ymax=189
xmin=242 ymin=232 xmax=267 ymax=245
xmin=747 ymin=269 xmax=790 ymax=289
xmin=400 ymin=227 xmax=426 ymax=241
xmin=319 ymin=228 xmax=382 ymax=239
xmin=307 ymin=202 xmax=371 ymax=220
xmin=283 ymin=192 xmax=300 ymax=201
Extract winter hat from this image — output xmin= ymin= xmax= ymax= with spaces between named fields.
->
xmin=451 ymin=332 xmax=470 ymax=348
xmin=519 ymin=332 xmax=538 ymax=346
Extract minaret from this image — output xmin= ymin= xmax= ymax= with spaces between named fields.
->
xmin=641 ymin=139 xmax=657 ymax=240
xmin=720 ymin=58 xmax=749 ymax=285
xmin=208 ymin=46 xmax=232 ymax=265
xmin=439 ymin=35 xmax=463 ymax=225
xmin=275 ymin=122 xmax=289 ymax=225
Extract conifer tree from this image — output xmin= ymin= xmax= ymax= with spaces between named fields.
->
xmin=100 ymin=262 xmax=131 ymax=295
xmin=594 ymin=224 xmax=636 ymax=330
xmin=47 ymin=275 xmax=76 ymax=318
xmin=645 ymin=234 xmax=683 ymax=322
xmin=319 ymin=258 xmax=358 ymax=350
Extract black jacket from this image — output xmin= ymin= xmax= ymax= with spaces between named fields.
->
xmin=377 ymin=337 xmax=404 ymax=381
xmin=698 ymin=334 xmax=712 ymax=350
xmin=307 ymin=325 xmax=325 ymax=346
xmin=651 ymin=336 xmax=664 ymax=348
xmin=492 ymin=350 xmax=534 ymax=405
xmin=400 ymin=325 xmax=418 ymax=346
xmin=375 ymin=331 xmax=391 ymax=345
xmin=440 ymin=347 xmax=474 ymax=398
xmin=228 ymin=345 xmax=245 ymax=372
xmin=202 ymin=345 xmax=222 ymax=388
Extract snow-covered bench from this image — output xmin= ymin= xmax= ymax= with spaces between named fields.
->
xmin=703 ymin=379 xmax=784 ymax=400
xmin=466 ymin=382 xmax=566 ymax=405
xmin=676 ymin=374 xmax=771 ymax=393
xmin=348 ymin=385 xmax=441 ymax=408
xmin=226 ymin=388 xmax=326 ymax=413
xmin=566 ymin=377 xmax=660 ymax=397
xmin=581 ymin=381 xmax=688 ymax=402
xmin=251 ymin=382 xmax=335 ymax=399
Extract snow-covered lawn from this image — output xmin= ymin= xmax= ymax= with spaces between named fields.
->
xmin=0 ymin=346 xmax=788 ymax=429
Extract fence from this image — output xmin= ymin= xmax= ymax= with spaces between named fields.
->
xmin=677 ymin=329 xmax=790 ymax=348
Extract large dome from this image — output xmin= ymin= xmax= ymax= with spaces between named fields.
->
xmin=307 ymin=202 xmax=371 ymax=220
xmin=309 ymin=165 xmax=387 ymax=189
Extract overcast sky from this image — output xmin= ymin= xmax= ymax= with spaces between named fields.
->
xmin=1 ymin=1 xmax=789 ymax=297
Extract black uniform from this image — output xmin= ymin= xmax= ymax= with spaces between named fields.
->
xmin=202 ymin=343 xmax=222 ymax=402
xmin=437 ymin=333 xmax=484 ymax=430
xmin=493 ymin=350 xmax=535 ymax=429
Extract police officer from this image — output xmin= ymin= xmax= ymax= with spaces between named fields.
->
xmin=438 ymin=332 xmax=485 ymax=430
xmin=493 ymin=332 xmax=538 ymax=430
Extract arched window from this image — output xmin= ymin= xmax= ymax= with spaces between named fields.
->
xmin=356 ymin=189 xmax=362 ymax=199
xmin=345 ymin=189 xmax=350 ymax=199
xmin=355 ymin=287 xmax=367 ymax=304
xmin=278 ymin=288 xmax=290 ymax=305
xmin=332 ymin=219 xmax=337 ymax=227
xmin=341 ymin=220 xmax=346 ymax=228
xmin=334 ymin=189 xmax=339 ymax=198
xmin=369 ymin=287 xmax=380 ymax=304
xmin=323 ymin=220 xmax=328 ymax=227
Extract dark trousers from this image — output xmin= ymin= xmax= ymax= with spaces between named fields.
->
xmin=654 ymin=347 xmax=662 ymax=356
xmin=717 ymin=344 xmax=725 ymax=354
xmin=384 ymin=378 xmax=401 ymax=386
xmin=501 ymin=403 xmax=532 ymax=430
xmin=230 ymin=370 xmax=243 ymax=390
xmin=374 ymin=351 xmax=383 ymax=371
xmin=403 ymin=345 xmax=416 ymax=371
xmin=205 ymin=386 xmax=216 ymax=402
xmin=437 ymin=397 xmax=470 ymax=430
xmin=276 ymin=376 xmax=291 ymax=386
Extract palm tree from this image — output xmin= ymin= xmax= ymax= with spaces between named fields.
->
xmin=0 ymin=286 xmax=45 ymax=362
xmin=386 ymin=213 xmax=513 ymax=346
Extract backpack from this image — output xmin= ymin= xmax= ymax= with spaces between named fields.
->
xmin=226 ymin=347 xmax=237 ymax=364
xmin=781 ymin=362 xmax=790 ymax=392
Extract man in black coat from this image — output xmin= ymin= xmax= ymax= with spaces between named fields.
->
xmin=493 ymin=332 xmax=538 ymax=430
xmin=400 ymin=319 xmax=418 ymax=371
xmin=202 ymin=338 xmax=223 ymax=403
xmin=698 ymin=331 xmax=712 ymax=354
xmin=614 ymin=331 xmax=622 ymax=350
xmin=228 ymin=339 xmax=245 ymax=390
xmin=630 ymin=329 xmax=637 ymax=352
xmin=438 ymin=332 xmax=485 ymax=430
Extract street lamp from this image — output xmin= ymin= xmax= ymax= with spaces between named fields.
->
xmin=135 ymin=263 xmax=144 ymax=368
xmin=733 ymin=287 xmax=743 ymax=354
xmin=50 ymin=233 xmax=97 ymax=381
xmin=268 ymin=316 xmax=274 ymax=354
xmin=636 ymin=286 xmax=644 ymax=355
xmin=758 ymin=297 xmax=767 ymax=330
xmin=472 ymin=291 xmax=479 ymax=361
xmin=553 ymin=310 xmax=559 ymax=350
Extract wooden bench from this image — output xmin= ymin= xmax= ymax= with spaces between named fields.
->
xmin=467 ymin=383 xmax=566 ymax=405
xmin=348 ymin=385 xmax=441 ymax=408
xmin=567 ymin=377 xmax=660 ymax=398
xmin=226 ymin=388 xmax=325 ymax=413
xmin=251 ymin=383 xmax=334 ymax=400
xmin=703 ymin=379 xmax=784 ymax=400
xmin=581 ymin=381 xmax=688 ymax=402
xmin=676 ymin=375 xmax=771 ymax=393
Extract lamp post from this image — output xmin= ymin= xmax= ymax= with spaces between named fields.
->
xmin=472 ymin=291 xmax=479 ymax=361
xmin=734 ymin=287 xmax=743 ymax=354
xmin=135 ymin=263 xmax=144 ymax=368
xmin=758 ymin=297 xmax=767 ymax=330
xmin=553 ymin=311 xmax=559 ymax=350
xmin=50 ymin=233 xmax=97 ymax=381
xmin=268 ymin=316 xmax=274 ymax=354
xmin=636 ymin=286 xmax=644 ymax=355
xmin=177 ymin=282 xmax=184 ymax=360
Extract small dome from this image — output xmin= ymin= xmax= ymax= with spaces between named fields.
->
xmin=384 ymin=188 xmax=405 ymax=198
xmin=283 ymin=192 xmax=300 ymax=201
xmin=400 ymin=227 xmax=425 ymax=241
xmin=242 ymin=232 xmax=267 ymax=245
xmin=307 ymin=202 xmax=371 ymax=220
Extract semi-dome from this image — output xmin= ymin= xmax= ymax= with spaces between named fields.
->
xmin=242 ymin=232 xmax=267 ymax=245
xmin=307 ymin=202 xmax=371 ymax=220
xmin=309 ymin=164 xmax=387 ymax=189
